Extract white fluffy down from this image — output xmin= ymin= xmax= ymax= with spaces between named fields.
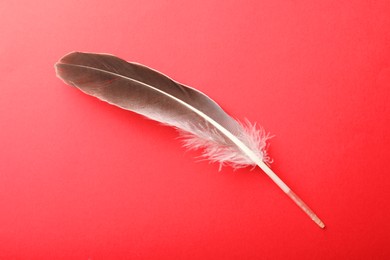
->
xmin=180 ymin=120 xmax=272 ymax=170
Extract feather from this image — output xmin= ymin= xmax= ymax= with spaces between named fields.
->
xmin=55 ymin=52 xmax=325 ymax=228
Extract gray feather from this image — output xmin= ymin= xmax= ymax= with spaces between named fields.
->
xmin=54 ymin=52 xmax=328 ymax=229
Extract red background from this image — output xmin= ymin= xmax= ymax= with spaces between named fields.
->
xmin=1 ymin=0 xmax=389 ymax=259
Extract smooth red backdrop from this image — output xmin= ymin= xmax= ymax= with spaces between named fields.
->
xmin=1 ymin=0 xmax=389 ymax=259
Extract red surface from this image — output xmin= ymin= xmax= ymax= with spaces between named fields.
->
xmin=1 ymin=0 xmax=389 ymax=259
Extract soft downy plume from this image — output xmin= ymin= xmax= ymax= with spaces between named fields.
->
xmin=180 ymin=119 xmax=273 ymax=170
